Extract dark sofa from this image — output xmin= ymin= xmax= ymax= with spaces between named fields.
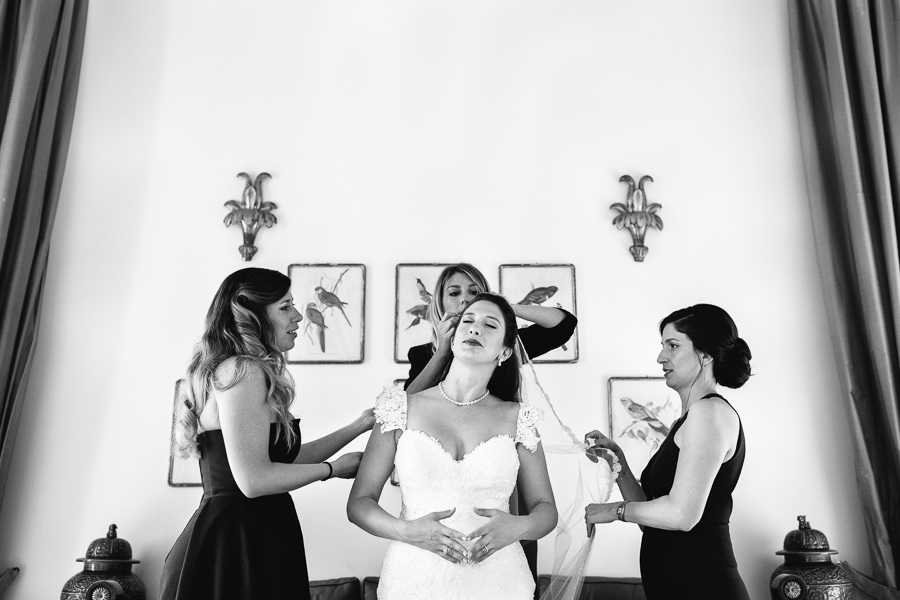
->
xmin=308 ymin=575 xmax=645 ymax=600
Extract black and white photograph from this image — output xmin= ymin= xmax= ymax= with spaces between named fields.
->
xmin=3 ymin=3 xmax=888 ymax=599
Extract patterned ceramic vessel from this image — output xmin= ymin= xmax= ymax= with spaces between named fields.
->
xmin=61 ymin=524 xmax=146 ymax=600
xmin=770 ymin=516 xmax=854 ymax=600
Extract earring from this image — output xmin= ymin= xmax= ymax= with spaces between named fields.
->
xmin=498 ymin=358 xmax=504 ymax=367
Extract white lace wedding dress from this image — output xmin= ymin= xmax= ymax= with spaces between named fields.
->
xmin=373 ymin=387 xmax=543 ymax=600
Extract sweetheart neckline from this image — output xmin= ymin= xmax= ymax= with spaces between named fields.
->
xmin=401 ymin=429 xmax=516 ymax=463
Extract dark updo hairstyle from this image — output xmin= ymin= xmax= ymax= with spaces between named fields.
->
xmin=660 ymin=304 xmax=752 ymax=389
xmin=466 ymin=292 xmax=521 ymax=403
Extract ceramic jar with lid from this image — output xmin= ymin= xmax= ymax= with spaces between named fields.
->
xmin=770 ymin=515 xmax=854 ymax=600
xmin=61 ymin=524 xmax=146 ymax=600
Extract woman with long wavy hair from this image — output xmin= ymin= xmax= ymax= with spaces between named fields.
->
xmin=161 ymin=267 xmax=374 ymax=600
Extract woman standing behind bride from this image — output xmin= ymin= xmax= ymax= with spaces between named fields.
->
xmin=348 ymin=293 xmax=558 ymax=599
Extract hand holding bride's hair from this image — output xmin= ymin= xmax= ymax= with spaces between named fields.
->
xmin=467 ymin=507 xmax=527 ymax=564
xmin=434 ymin=312 xmax=460 ymax=356
xmin=399 ymin=508 xmax=470 ymax=564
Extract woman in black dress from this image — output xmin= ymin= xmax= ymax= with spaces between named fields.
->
xmin=405 ymin=263 xmax=576 ymax=394
xmin=161 ymin=267 xmax=374 ymax=600
xmin=584 ymin=304 xmax=751 ymax=600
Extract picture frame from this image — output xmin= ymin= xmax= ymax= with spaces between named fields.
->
xmin=394 ymin=263 xmax=451 ymax=363
xmin=607 ymin=377 xmax=682 ymax=480
xmin=498 ymin=263 xmax=579 ymax=363
xmin=168 ymin=379 xmax=202 ymax=487
xmin=286 ymin=264 xmax=366 ymax=364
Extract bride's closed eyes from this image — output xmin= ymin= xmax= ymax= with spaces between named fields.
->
xmin=460 ymin=315 xmax=499 ymax=329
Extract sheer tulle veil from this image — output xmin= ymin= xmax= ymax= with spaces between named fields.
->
xmin=514 ymin=339 xmax=619 ymax=600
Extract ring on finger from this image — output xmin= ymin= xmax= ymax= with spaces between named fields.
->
xmin=482 ymin=544 xmax=490 ymax=554
xmin=441 ymin=546 xmax=449 ymax=555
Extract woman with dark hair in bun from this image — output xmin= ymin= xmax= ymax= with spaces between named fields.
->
xmin=583 ymin=304 xmax=751 ymax=600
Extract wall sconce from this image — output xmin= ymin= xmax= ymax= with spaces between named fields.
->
xmin=223 ymin=172 xmax=276 ymax=261
xmin=610 ymin=174 xmax=663 ymax=262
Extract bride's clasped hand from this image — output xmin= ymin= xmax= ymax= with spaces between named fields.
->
xmin=398 ymin=505 xmax=530 ymax=566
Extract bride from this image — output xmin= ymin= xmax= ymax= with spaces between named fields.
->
xmin=347 ymin=292 xmax=558 ymax=599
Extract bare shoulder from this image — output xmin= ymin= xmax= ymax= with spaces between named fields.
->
xmin=406 ymin=386 xmax=439 ymax=408
xmin=405 ymin=385 xmax=432 ymax=403
xmin=404 ymin=386 xmax=440 ymax=421
xmin=694 ymin=395 xmax=739 ymax=416
xmin=215 ymin=356 xmax=264 ymax=379
xmin=503 ymin=399 xmax=523 ymax=417
xmin=213 ymin=357 xmax=266 ymax=401
xmin=685 ymin=396 xmax=740 ymax=433
xmin=495 ymin=399 xmax=523 ymax=429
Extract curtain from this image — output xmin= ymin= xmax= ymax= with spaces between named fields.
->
xmin=788 ymin=0 xmax=900 ymax=596
xmin=0 ymin=0 xmax=88 ymax=515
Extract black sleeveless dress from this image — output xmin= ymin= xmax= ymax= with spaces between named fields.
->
xmin=160 ymin=420 xmax=310 ymax=600
xmin=639 ymin=394 xmax=750 ymax=600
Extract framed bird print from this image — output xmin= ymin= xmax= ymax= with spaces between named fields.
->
xmin=286 ymin=264 xmax=366 ymax=364
xmin=498 ymin=263 xmax=579 ymax=363
xmin=607 ymin=377 xmax=682 ymax=481
xmin=168 ymin=379 xmax=201 ymax=487
xmin=394 ymin=263 xmax=451 ymax=363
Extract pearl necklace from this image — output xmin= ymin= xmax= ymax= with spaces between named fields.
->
xmin=438 ymin=381 xmax=490 ymax=406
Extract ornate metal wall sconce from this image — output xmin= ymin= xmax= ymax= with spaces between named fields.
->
xmin=223 ymin=172 xmax=277 ymax=261
xmin=610 ymin=174 xmax=663 ymax=262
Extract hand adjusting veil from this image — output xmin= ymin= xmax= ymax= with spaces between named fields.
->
xmin=514 ymin=338 xmax=619 ymax=600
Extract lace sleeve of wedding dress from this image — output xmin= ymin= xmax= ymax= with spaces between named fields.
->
xmin=374 ymin=386 xmax=407 ymax=433
xmin=515 ymin=405 xmax=543 ymax=452
xmin=514 ymin=339 xmax=619 ymax=600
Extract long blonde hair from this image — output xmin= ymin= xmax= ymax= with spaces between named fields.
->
xmin=172 ymin=268 xmax=297 ymax=459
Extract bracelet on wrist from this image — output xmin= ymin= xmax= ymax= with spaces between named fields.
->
xmin=616 ymin=501 xmax=630 ymax=522
xmin=322 ymin=461 xmax=333 ymax=481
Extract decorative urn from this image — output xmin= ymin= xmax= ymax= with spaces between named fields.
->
xmin=61 ymin=524 xmax=146 ymax=600
xmin=770 ymin=515 xmax=854 ymax=600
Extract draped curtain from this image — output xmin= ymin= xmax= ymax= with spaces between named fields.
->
xmin=0 ymin=0 xmax=88 ymax=517
xmin=788 ymin=1 xmax=900 ymax=597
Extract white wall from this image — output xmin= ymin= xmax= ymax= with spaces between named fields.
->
xmin=0 ymin=2 xmax=871 ymax=599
